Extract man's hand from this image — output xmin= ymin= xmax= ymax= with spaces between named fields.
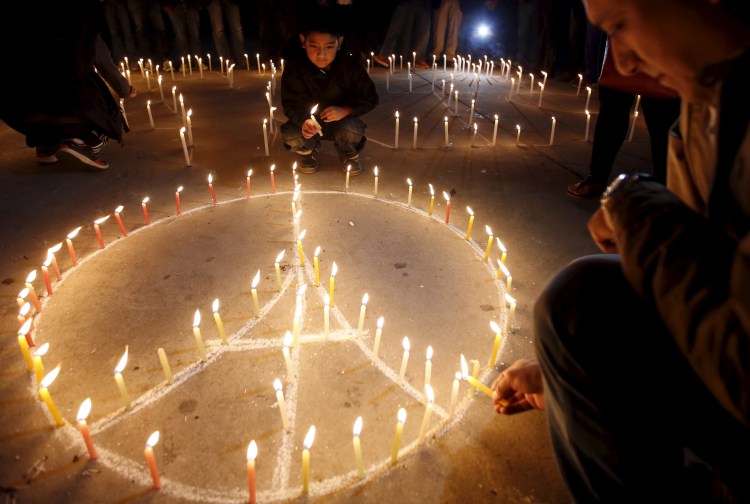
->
xmin=302 ymin=118 xmax=318 ymax=139
xmin=320 ymin=106 xmax=351 ymax=122
xmin=492 ymin=359 xmax=545 ymax=415
xmin=588 ymin=208 xmax=618 ymax=253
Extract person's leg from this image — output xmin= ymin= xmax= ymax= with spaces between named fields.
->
xmin=103 ymin=2 xmax=127 ymax=63
xmin=185 ymin=4 xmax=202 ymax=58
xmin=412 ymin=1 xmax=431 ymax=63
xmin=117 ymin=1 xmax=138 ymax=60
xmin=330 ymin=116 xmax=366 ymax=168
xmin=126 ymin=0 xmax=150 ymax=59
xmin=444 ymin=0 xmax=461 ymax=60
xmin=432 ymin=0 xmax=448 ymax=57
xmin=379 ymin=3 xmax=410 ymax=56
xmin=147 ymin=1 xmax=168 ymax=63
xmin=207 ymin=0 xmax=230 ymax=60
xmin=222 ymin=0 xmax=245 ymax=63
xmin=166 ymin=6 xmax=188 ymax=60
xmin=640 ymin=96 xmax=681 ymax=184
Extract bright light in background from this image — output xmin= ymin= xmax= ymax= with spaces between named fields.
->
xmin=476 ymin=24 xmax=491 ymax=38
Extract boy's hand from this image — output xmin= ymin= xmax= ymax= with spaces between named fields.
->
xmin=492 ymin=359 xmax=545 ymax=415
xmin=320 ymin=106 xmax=352 ymax=122
xmin=302 ymin=119 xmax=318 ymax=139
xmin=588 ymin=208 xmax=619 ymax=253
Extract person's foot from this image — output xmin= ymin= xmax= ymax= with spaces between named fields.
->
xmin=297 ymin=148 xmax=319 ymax=174
xmin=415 ymin=61 xmax=430 ymax=70
xmin=372 ymin=55 xmax=389 ymax=68
xmin=345 ymin=156 xmax=362 ymax=176
xmin=36 ymin=144 xmax=60 ymax=164
xmin=567 ymin=175 xmax=607 ymax=198
xmin=58 ymin=139 xmax=109 ymax=170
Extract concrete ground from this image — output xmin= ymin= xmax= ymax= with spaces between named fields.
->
xmin=0 ymin=62 xmax=655 ymax=503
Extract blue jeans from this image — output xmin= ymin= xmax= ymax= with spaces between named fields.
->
xmin=535 ymin=255 xmax=750 ymax=502
xmin=281 ymin=116 xmax=366 ymax=162
xmin=206 ymin=0 xmax=245 ymax=63
xmin=379 ymin=0 xmax=430 ymax=63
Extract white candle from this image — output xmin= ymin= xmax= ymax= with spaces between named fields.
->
xmin=394 ymin=111 xmax=399 ymax=150
xmin=407 ymin=178 xmax=413 ymax=207
xmin=585 ymin=110 xmax=591 ymax=142
xmin=158 ymin=347 xmax=173 ymax=384
xmin=251 ymin=270 xmax=261 ymax=317
xmin=576 ymin=73 xmax=583 ymax=95
xmin=274 ymin=250 xmax=284 ymax=291
xmin=585 ymin=86 xmax=592 ymax=111
xmin=529 ymin=72 xmax=535 ymax=93
xmin=538 ymin=83 xmax=545 ymax=108
xmin=509 ymin=78 xmax=514 ymax=100
xmin=263 ymin=119 xmax=269 ymax=157
xmin=628 ymin=110 xmax=639 ymax=142
xmin=186 ymin=108 xmax=194 ymax=146
xmin=345 ymin=165 xmax=351 ymax=193
xmin=198 ymin=58 xmax=203 ymax=79
xmin=282 ymin=331 xmax=293 ymax=378
xmin=145 ymin=70 xmax=151 ymax=91
xmin=179 ymin=93 xmax=186 ymax=126
xmin=353 ymin=416 xmax=364 ymax=479
xmin=413 ymin=117 xmax=418 ymax=149
xmin=244 ymin=53 xmax=249 ymax=71
xmin=469 ymin=99 xmax=475 ymax=125
xmin=212 ymin=298 xmax=227 ymax=344
xmin=492 ymin=114 xmax=499 ymax=146
xmin=274 ymin=379 xmax=290 ymax=429
xmin=158 ymin=75 xmax=164 ymax=102
xmin=418 ymin=384 xmax=434 ymax=443
xmin=390 ymin=408 xmax=407 ymax=464
xmin=302 ymin=425 xmax=315 ymax=493
xmin=192 ymin=309 xmax=207 ymax=361
xmin=444 ymin=116 xmax=449 ymax=147
xmin=373 ymin=166 xmax=379 ymax=197
xmin=256 ymin=53 xmax=261 ymax=74
xmin=372 ymin=316 xmax=384 ymax=359
xmin=424 ymin=345 xmax=433 ymax=386
xmin=179 ymin=127 xmax=190 ymax=166
xmin=357 ymin=292 xmax=368 ymax=336
xmin=448 ymin=372 xmax=460 ymax=417
xmin=398 ymin=336 xmax=410 ymax=383
xmin=550 ymin=116 xmax=557 ymax=146
xmin=171 ymin=86 xmax=177 ymax=114
xmin=454 ymin=90 xmax=458 ymax=115
xmin=515 ymin=124 xmax=521 ymax=147
xmin=114 ymin=346 xmax=131 ymax=409
xmin=634 ymin=94 xmax=641 ymax=112
xmin=471 ymin=123 xmax=478 ymax=147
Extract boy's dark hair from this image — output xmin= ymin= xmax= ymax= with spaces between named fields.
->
xmin=299 ymin=6 xmax=343 ymax=37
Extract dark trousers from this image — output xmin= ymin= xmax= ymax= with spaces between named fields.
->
xmin=281 ymin=116 xmax=366 ymax=162
xmin=589 ymin=86 xmax=680 ymax=184
xmin=535 ymin=255 xmax=750 ymax=502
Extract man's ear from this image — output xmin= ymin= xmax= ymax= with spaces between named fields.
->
xmin=300 ymin=34 xmax=306 ymax=46
xmin=337 ymin=36 xmax=344 ymax=50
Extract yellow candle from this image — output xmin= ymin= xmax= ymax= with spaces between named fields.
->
xmin=483 ymin=225 xmax=494 ymax=261
xmin=449 ymin=372 xmax=460 ymax=417
xmin=497 ymin=260 xmax=512 ymax=292
xmin=292 ymin=305 xmax=301 ymax=347
xmin=372 ymin=316 xmax=384 ymax=359
xmin=471 ymin=359 xmax=481 ymax=394
xmin=428 ymin=184 xmax=435 ymax=215
xmin=346 ymin=165 xmax=351 ymax=193
xmin=247 ymin=440 xmax=258 ymax=504
xmin=418 ymin=385 xmax=434 ymax=443
xmin=282 ymin=331 xmax=293 ymax=379
xmin=357 ymin=293 xmax=368 ymax=336
xmin=323 ymin=294 xmax=331 ymax=339
xmin=212 ymin=299 xmax=227 ymax=344
xmin=465 ymin=207 xmax=474 ymax=240
xmin=32 ymin=342 xmax=49 ymax=382
xmin=274 ymin=379 xmax=290 ymax=429
xmin=398 ymin=337 xmax=410 ymax=383
xmin=373 ymin=166 xmax=379 ymax=197
xmin=17 ymin=324 xmax=33 ymax=370
xmin=313 ymin=247 xmax=321 ymax=286
xmin=77 ymin=398 xmax=98 ymax=460
xmin=506 ymin=293 xmax=517 ymax=333
xmin=297 ymin=229 xmax=306 ymax=267
xmin=275 ymin=250 xmax=285 ymax=291
xmin=390 ymin=408 xmax=407 ymax=464
xmin=157 ymin=347 xmax=173 ymax=384
xmin=496 ymin=237 xmax=508 ymax=263
xmin=114 ymin=346 xmax=131 ymax=409
xmin=302 ymin=425 xmax=316 ymax=493
xmin=39 ymin=364 xmax=64 ymax=426
xmin=251 ymin=270 xmax=261 ymax=317
xmin=488 ymin=321 xmax=502 ymax=368
xmin=25 ymin=270 xmax=42 ymax=313
xmin=352 ymin=416 xmax=364 ymax=479
xmin=144 ymin=431 xmax=161 ymax=489
xmin=461 ymin=354 xmax=494 ymax=398
xmin=329 ymin=262 xmax=338 ymax=307
xmin=424 ymin=345 xmax=433 ymax=387
xmin=192 ymin=309 xmax=206 ymax=361
xmin=407 ymin=178 xmax=413 ymax=207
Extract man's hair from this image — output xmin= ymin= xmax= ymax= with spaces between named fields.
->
xmin=299 ymin=6 xmax=343 ymax=37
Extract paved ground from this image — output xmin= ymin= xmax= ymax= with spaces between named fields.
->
xmin=0 ymin=62 xmax=655 ymax=503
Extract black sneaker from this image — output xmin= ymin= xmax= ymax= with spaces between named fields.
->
xmin=59 ymin=139 xmax=109 ymax=170
xmin=298 ymin=149 xmax=319 ymax=174
xmin=36 ymin=144 xmax=60 ymax=164
xmin=345 ymin=156 xmax=362 ymax=176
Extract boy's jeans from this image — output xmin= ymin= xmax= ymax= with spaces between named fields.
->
xmin=281 ymin=116 xmax=366 ymax=161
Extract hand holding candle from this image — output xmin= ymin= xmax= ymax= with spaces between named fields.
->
xmin=309 ymin=104 xmax=323 ymax=136
xmin=460 ymin=354 xmax=494 ymax=398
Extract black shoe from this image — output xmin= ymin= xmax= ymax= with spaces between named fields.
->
xmin=345 ymin=156 xmax=362 ymax=176
xmin=298 ymin=149 xmax=319 ymax=173
xmin=59 ymin=139 xmax=109 ymax=169
xmin=567 ymin=175 xmax=606 ymax=198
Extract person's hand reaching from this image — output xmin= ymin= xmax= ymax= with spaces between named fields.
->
xmin=492 ymin=359 xmax=545 ymax=415
xmin=320 ymin=106 xmax=351 ymax=122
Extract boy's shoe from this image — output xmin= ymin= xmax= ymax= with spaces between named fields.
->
xmin=567 ymin=175 xmax=606 ymax=198
xmin=345 ymin=156 xmax=362 ymax=176
xmin=373 ymin=55 xmax=389 ymax=68
xmin=59 ymin=140 xmax=109 ymax=170
xmin=415 ymin=61 xmax=430 ymax=69
xmin=36 ymin=144 xmax=60 ymax=164
xmin=298 ymin=149 xmax=319 ymax=174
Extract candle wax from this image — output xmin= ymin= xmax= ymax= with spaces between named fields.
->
xmin=77 ymin=420 xmax=98 ymax=460
xmin=158 ymin=348 xmax=173 ymax=384
xmin=40 ymin=387 xmax=64 ymax=426
xmin=145 ymin=445 xmax=160 ymax=489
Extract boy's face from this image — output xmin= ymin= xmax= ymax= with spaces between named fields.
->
xmin=300 ymin=31 xmax=343 ymax=70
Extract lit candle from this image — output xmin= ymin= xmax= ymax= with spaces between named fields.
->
xmin=175 ymin=186 xmax=183 ymax=215
xmin=399 ymin=54 xmax=403 ymax=70
xmin=144 ymin=431 xmax=161 ymax=489
xmin=628 ymin=110 xmax=639 ymax=142
xmin=32 ymin=342 xmax=49 ymax=382
xmin=206 ymin=174 xmax=217 ymax=205
xmin=357 ymin=292 xmax=369 ymax=336
xmin=454 ymin=90 xmax=458 ymax=115
xmin=76 ymin=398 xmax=97 ymax=460
xmin=18 ymin=302 xmax=32 ymax=329
xmin=17 ymin=321 xmax=33 ymax=370
xmin=448 ymin=372 xmax=460 ymax=417
xmin=271 ymin=249 xmax=284 ymax=291
xmin=324 ymin=293 xmax=330 ymax=339
xmin=509 ymin=77 xmax=514 ymax=100
xmin=406 ymin=178 xmax=413 ymax=207
xmin=398 ymin=336 xmax=410 ymax=383
xmin=274 ymin=378 xmax=290 ymax=430
xmin=515 ymin=124 xmax=521 ymax=147
xmin=576 ymin=73 xmax=583 ymax=96
xmin=309 ymin=104 xmax=323 ymax=136
xmin=172 ymin=86 xmax=177 ymax=114
xmin=17 ymin=288 xmax=28 ymax=309
xmin=634 ymin=94 xmax=641 ymax=112
xmin=412 ymin=117 xmax=418 ymax=149
xmin=345 ymin=164 xmax=351 ymax=193
xmin=179 ymin=93 xmax=186 ymax=126
xmin=497 ymin=259 xmax=512 ymax=292
xmin=158 ymin=75 xmax=164 ymax=102
xmin=394 ymin=111 xmax=399 ymax=150
xmin=505 ymin=293 xmax=517 ymax=333
xmin=443 ymin=54 xmax=446 ymax=71
xmin=424 ymin=345 xmax=433 ymax=387
xmin=292 ymin=301 xmax=302 ymax=346
xmin=180 ymin=127 xmax=190 ymax=166
xmin=483 ymin=225 xmax=494 ymax=261
xmin=220 ymin=55 xmax=224 ymax=75
xmin=39 ymin=364 xmax=64 ymax=426
xmin=488 ymin=320 xmax=503 ymax=368
xmin=329 ymin=262 xmax=338 ymax=307
xmin=270 ymin=164 xmax=276 ymax=193
xmin=145 ymin=69 xmax=151 ymax=91
xmin=190 ymin=309 xmax=207 ymax=361
xmin=256 ymin=53 xmax=261 ymax=74
xmin=181 ymin=55 xmax=186 ymax=77
xmin=169 ymin=61 xmax=174 ymax=81
xmin=460 ymin=354 xmax=493 ymax=398
xmin=492 ymin=114 xmax=499 ymax=146
xmin=549 ymin=116 xmax=557 ymax=146
xmin=372 ymin=316 xmax=384 ymax=359
xmin=352 ymin=416 xmax=365 ymax=479
xmin=260 ymin=119 xmax=270 ymax=157
xmin=496 ymin=237 xmax=508 ymax=263
xmin=297 ymin=229 xmax=306 ymax=267
xmin=428 ymin=184 xmax=435 ymax=215
xmin=418 ymin=384 xmax=434 ymax=443
xmin=373 ymin=166 xmax=379 ymax=197
xmin=538 ymin=82 xmax=545 ymax=107
xmin=279 ymin=331 xmax=293 ymax=380
xmin=471 ymin=123 xmax=478 ymax=147
xmin=584 ymin=85 xmax=593 ymax=112
xmin=208 ymin=299 xmax=227 ymax=345
xmin=157 ymin=347 xmax=173 ymax=384
xmin=469 ymin=99 xmax=475 ymax=125
xmin=246 ymin=169 xmax=253 ymax=197
xmin=41 ymin=257 xmax=53 ymax=295
xmin=114 ymin=205 xmax=128 ymax=237
xmin=302 ymin=425 xmax=316 ymax=493
xmin=114 ymin=346 xmax=132 ymax=408
xmin=186 ymin=109 xmax=194 ymax=146
xmin=146 ymin=100 xmax=155 ymax=129
xmin=93 ymin=215 xmax=109 ymax=249
xmin=465 ymin=207 xmax=474 ymax=240
xmin=251 ymin=270 xmax=261 ymax=317
xmin=198 ymin=57 xmax=204 ymax=79
xmin=444 ymin=116 xmax=449 ymax=147
xmin=47 ymin=243 xmax=62 ymax=280
xmin=541 ymin=69 xmax=548 ymax=87
xmin=390 ymin=408 xmax=407 ymax=464
xmin=25 ymin=271 xmax=42 ymax=312
xmin=443 ymin=191 xmax=451 ymax=224
xmin=529 ymin=72 xmax=535 ymax=93
xmin=247 ymin=440 xmax=257 ymax=504
xmin=441 ymin=79 xmax=445 ymax=96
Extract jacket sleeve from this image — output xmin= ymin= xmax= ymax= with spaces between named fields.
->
xmin=281 ymin=65 xmax=312 ymax=126
xmin=94 ymin=34 xmax=132 ymax=99
xmin=347 ymin=64 xmax=378 ymax=117
xmin=606 ymin=180 xmax=750 ymax=425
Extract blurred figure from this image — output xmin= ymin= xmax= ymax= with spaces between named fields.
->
xmin=432 ymin=0 xmax=462 ymax=62
xmin=206 ymin=0 xmax=246 ymax=64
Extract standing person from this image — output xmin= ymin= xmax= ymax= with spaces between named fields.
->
xmin=431 ymin=0 xmax=462 ymax=63
xmin=206 ymin=0 xmax=246 ymax=65
xmin=126 ymin=0 xmax=170 ymax=65
xmin=280 ymin=7 xmax=378 ymax=175
xmin=492 ymin=0 xmax=750 ymax=502
xmin=372 ymin=0 xmax=432 ymax=69
xmin=0 ymin=1 xmax=136 ymax=169
xmin=162 ymin=0 xmax=206 ymax=70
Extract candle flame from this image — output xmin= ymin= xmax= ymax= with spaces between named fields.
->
xmin=19 ymin=318 xmax=32 ymax=336
xmin=314 ymin=246 xmax=320 ymax=257
xmin=270 ymin=164 xmax=275 ymax=173
xmin=425 ymin=384 xmax=435 ymax=403
xmin=142 ymin=197 xmax=150 ymax=205
xmin=460 ymin=354 xmax=469 ymax=378
xmin=251 ymin=270 xmax=260 ymax=289
xmin=192 ymin=309 xmax=202 ymax=328
xmin=429 ymin=184 xmax=434 ymax=196
xmin=115 ymin=346 xmax=129 ymax=373
xmin=485 ymin=225 xmax=493 ymax=236
xmin=26 ymin=270 xmax=37 ymax=283
xmin=158 ymin=74 xmax=162 ymax=83
xmin=395 ymin=111 xmax=399 ymax=118
xmin=360 ymin=292 xmax=368 ymax=305
xmin=310 ymin=104 xmax=318 ymax=115
xmin=586 ymin=86 xmax=591 ymax=93
xmin=18 ymin=287 xmax=29 ymax=299
xmin=586 ymin=109 xmax=590 ymax=117
xmin=48 ymin=242 xmax=62 ymax=254
xmin=43 ymin=255 xmax=52 ymax=267
xmin=94 ymin=215 xmax=110 ymax=225
xmin=208 ymin=174 xmax=213 ymax=184
xmin=146 ymin=431 xmax=160 ymax=447
xmin=516 ymin=124 xmax=521 ymax=132
xmin=495 ymin=114 xmax=498 ymax=120
xmin=331 ymin=262 xmax=338 ymax=277
xmin=283 ymin=331 xmax=292 ymax=348
xmin=407 ymin=178 xmax=412 ymax=186
xmin=402 ymin=336 xmax=410 ymax=352
xmin=538 ymin=82 xmax=544 ymax=89
xmin=426 ymin=345 xmax=433 ymax=360
xmin=248 ymin=169 xmax=253 ymax=177
xmin=455 ymin=371 xmax=462 ymax=380
xmin=247 ymin=440 xmax=258 ymax=461
xmin=490 ymin=320 xmax=502 ymax=334
xmin=347 ymin=165 xmax=351 ymax=173
xmin=373 ymin=166 xmax=379 ymax=177
xmin=19 ymin=302 xmax=31 ymax=317
xmin=172 ymin=85 xmax=176 ymax=92
xmin=442 ymin=191 xmax=450 ymax=201
xmin=275 ymin=250 xmax=285 ymax=263
xmin=297 ymin=284 xmax=307 ymax=297
xmin=414 ymin=116 xmax=418 ymax=123
xmin=474 ymin=123 xmax=478 ymax=132
xmin=495 ymin=238 xmax=507 ymax=253
xmin=505 ymin=293 xmax=517 ymax=306
xmin=324 ymin=293 xmax=330 ymax=306
xmin=176 ymin=186 xmax=184 ymax=194
xmin=212 ymin=298 xmax=220 ymax=313
xmin=40 ymin=363 xmax=61 ymax=388
xmin=499 ymin=261 xmax=511 ymax=278
xmin=303 ymin=425 xmax=316 ymax=449
xmin=77 ymin=397 xmax=92 ymax=422
xmin=35 ymin=342 xmax=49 ymax=357
xmin=353 ymin=416 xmax=363 ymax=436
xmin=67 ymin=226 xmax=84 ymax=241
xmin=467 ymin=206 xmax=473 ymax=216
xmin=115 ymin=205 xmax=125 ymax=214
xmin=187 ymin=108 xmax=193 ymax=118
xmin=295 ymin=209 xmax=302 ymax=220
xmin=444 ymin=116 xmax=448 ymax=123
xmin=274 ymin=378 xmax=283 ymax=391
xmin=179 ymin=93 xmax=184 ymax=104
xmin=377 ymin=316 xmax=384 ymax=329
xmin=147 ymin=99 xmax=151 ymax=107
xmin=263 ymin=118 xmax=267 ymax=125
xmin=298 ymin=229 xmax=306 ymax=241
xmin=397 ymin=407 xmax=407 ymax=423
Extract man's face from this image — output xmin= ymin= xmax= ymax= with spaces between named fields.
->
xmin=584 ymin=0 xmax=707 ymax=101
xmin=301 ymin=32 xmax=343 ymax=70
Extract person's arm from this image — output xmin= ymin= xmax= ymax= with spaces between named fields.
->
xmin=603 ymin=178 xmax=750 ymax=425
xmin=94 ymin=34 xmax=135 ymax=99
xmin=491 ymin=359 xmax=545 ymax=414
